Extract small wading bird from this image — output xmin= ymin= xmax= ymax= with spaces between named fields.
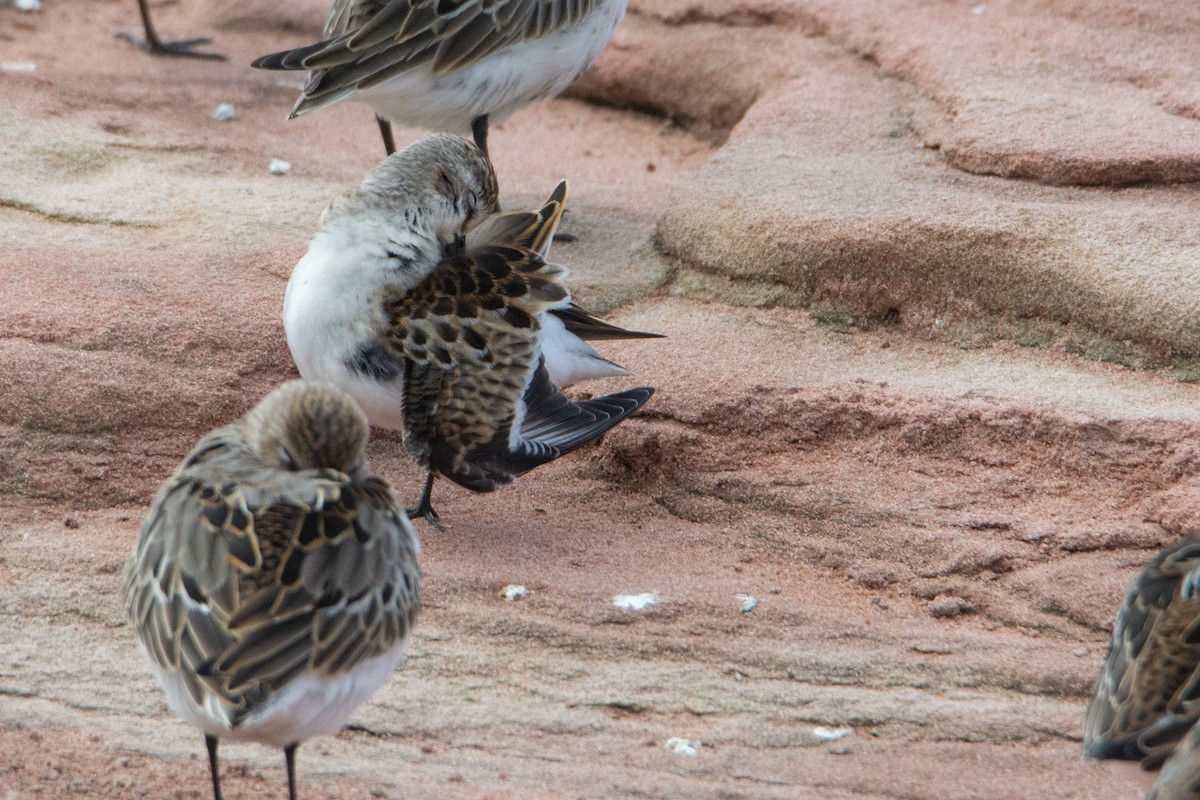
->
xmin=283 ymin=134 xmax=658 ymax=526
xmin=1085 ymin=535 xmax=1200 ymax=799
xmin=252 ymin=0 xmax=628 ymax=155
xmin=118 ymin=0 xmax=225 ymax=60
xmin=123 ymin=381 xmax=421 ymax=800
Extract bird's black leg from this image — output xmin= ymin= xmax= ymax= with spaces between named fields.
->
xmin=377 ymin=116 xmax=397 ymax=156
xmin=205 ymin=735 xmax=224 ymax=800
xmin=117 ymin=0 xmax=226 ymax=60
xmin=406 ymin=472 xmax=445 ymax=531
xmin=470 ymin=114 xmax=490 ymax=159
xmin=284 ymin=742 xmax=299 ymax=800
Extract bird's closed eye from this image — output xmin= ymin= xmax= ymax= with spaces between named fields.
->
xmin=278 ymin=447 xmax=299 ymax=470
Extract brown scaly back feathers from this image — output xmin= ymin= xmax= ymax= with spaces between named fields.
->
xmin=1085 ymin=536 xmax=1200 ymax=769
xmin=122 ymin=381 xmax=420 ymax=727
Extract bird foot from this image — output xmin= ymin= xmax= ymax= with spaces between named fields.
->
xmin=406 ymin=502 xmax=446 ymax=532
xmin=115 ymin=30 xmax=226 ymax=60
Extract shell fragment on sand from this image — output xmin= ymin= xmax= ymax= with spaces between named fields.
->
xmin=813 ymin=726 xmax=853 ymax=741
xmin=665 ymin=737 xmax=701 ymax=756
xmin=613 ymin=593 xmax=658 ymax=611
xmin=735 ymin=592 xmax=758 ymax=613
xmin=501 ymin=585 xmax=529 ymax=601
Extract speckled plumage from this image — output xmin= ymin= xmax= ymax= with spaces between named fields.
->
xmin=252 ymin=0 xmax=627 ymax=154
xmin=283 ymin=134 xmax=657 ymax=524
xmin=1085 ymin=536 xmax=1200 ymax=783
xmin=1150 ymin=717 xmax=1200 ymax=799
xmin=123 ymin=380 xmax=420 ymax=800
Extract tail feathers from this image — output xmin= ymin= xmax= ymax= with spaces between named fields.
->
xmin=251 ymin=42 xmax=326 ymax=71
xmin=550 ymin=304 xmax=664 ymax=341
xmin=541 ymin=306 xmax=661 ymax=387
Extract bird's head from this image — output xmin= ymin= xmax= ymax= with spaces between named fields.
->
xmin=351 ymin=133 xmax=500 ymax=252
xmin=243 ymin=380 xmax=370 ymax=477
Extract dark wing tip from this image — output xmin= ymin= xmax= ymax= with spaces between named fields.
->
xmin=251 ymin=42 xmax=325 ymax=71
xmin=549 ymin=305 xmax=665 ymax=342
xmin=519 ymin=382 xmax=655 ymax=456
xmin=250 ymin=51 xmax=286 ymax=70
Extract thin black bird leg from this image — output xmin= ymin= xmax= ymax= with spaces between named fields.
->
xmin=406 ymin=472 xmax=445 ymax=531
xmin=117 ymin=0 xmax=226 ymax=60
xmin=377 ymin=116 xmax=397 ymax=156
xmin=471 ymin=114 xmax=490 ymax=158
xmin=205 ymin=735 xmax=224 ymax=800
xmin=285 ymin=742 xmax=299 ymax=800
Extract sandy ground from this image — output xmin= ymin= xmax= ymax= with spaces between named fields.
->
xmin=2 ymin=1 xmax=1198 ymax=799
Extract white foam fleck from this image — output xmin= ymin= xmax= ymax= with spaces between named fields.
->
xmin=665 ymin=737 xmax=701 ymax=756
xmin=735 ymin=592 xmax=758 ymax=613
xmin=501 ymin=585 xmax=529 ymax=601
xmin=812 ymin=726 xmax=853 ymax=741
xmin=613 ymin=593 xmax=658 ymax=611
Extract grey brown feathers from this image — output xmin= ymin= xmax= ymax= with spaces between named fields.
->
xmin=1086 ymin=536 xmax=1200 ymax=772
xmin=123 ymin=381 xmax=420 ymax=734
xmin=283 ymin=135 xmax=658 ymax=522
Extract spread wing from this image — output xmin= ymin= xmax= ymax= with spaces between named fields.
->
xmin=123 ymin=435 xmax=420 ymax=727
xmin=383 ymin=241 xmax=569 ymax=477
xmin=1085 ymin=537 xmax=1200 ymax=768
xmin=450 ymin=358 xmax=652 ymax=490
xmin=252 ymin=0 xmax=601 ymax=115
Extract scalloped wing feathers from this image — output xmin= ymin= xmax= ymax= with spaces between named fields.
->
xmin=1086 ymin=537 xmax=1200 ymax=768
xmin=123 ymin=429 xmax=420 ymax=728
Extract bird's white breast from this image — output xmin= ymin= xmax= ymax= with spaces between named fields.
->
xmin=283 ymin=221 xmax=425 ymax=432
xmin=146 ymin=640 xmax=410 ymax=749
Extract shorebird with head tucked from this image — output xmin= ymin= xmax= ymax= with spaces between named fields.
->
xmin=1085 ymin=535 xmax=1200 ymax=795
xmin=283 ymin=134 xmax=658 ymax=526
xmin=123 ymin=380 xmax=421 ymax=800
xmin=251 ymin=0 xmax=627 ymax=155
